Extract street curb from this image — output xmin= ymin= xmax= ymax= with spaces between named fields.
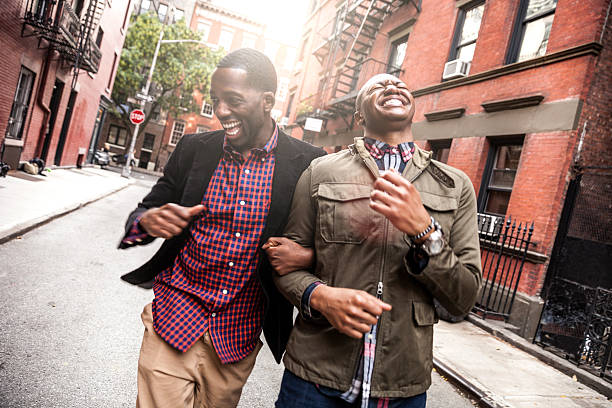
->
xmin=0 ymin=183 xmax=131 ymax=245
xmin=432 ymin=357 xmax=510 ymax=408
xmin=466 ymin=315 xmax=612 ymax=399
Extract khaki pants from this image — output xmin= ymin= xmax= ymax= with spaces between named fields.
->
xmin=136 ymin=303 xmax=262 ymax=408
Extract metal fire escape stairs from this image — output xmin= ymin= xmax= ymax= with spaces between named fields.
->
xmin=71 ymin=0 xmax=106 ymax=88
xmin=314 ymin=0 xmax=419 ymax=120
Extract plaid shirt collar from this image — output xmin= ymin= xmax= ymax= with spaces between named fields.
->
xmin=223 ymin=122 xmax=279 ymax=161
xmin=363 ymin=137 xmax=415 ymax=162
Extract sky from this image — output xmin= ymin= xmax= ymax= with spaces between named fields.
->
xmin=209 ymin=0 xmax=310 ymax=46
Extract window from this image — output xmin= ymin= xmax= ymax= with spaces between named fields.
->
xmin=285 ymin=92 xmax=295 ymax=117
xmin=158 ymin=3 xmax=168 ymax=22
xmin=430 ymin=139 xmax=452 ymax=164
xmin=264 ymin=40 xmax=279 ymax=62
xmin=449 ymin=2 xmax=484 ymax=63
xmin=507 ymin=0 xmax=557 ymax=63
xmin=7 ymin=66 xmax=35 ymax=140
xmin=108 ymin=125 xmax=127 ymax=146
xmin=142 ymin=133 xmax=155 ymax=150
xmin=201 ymin=101 xmax=213 ymax=118
xmin=170 ymin=121 xmax=185 ymax=145
xmin=197 ymin=21 xmax=211 ymax=42
xmin=242 ymin=33 xmax=257 ymax=49
xmin=196 ymin=126 xmax=209 ymax=133
xmin=479 ymin=138 xmax=524 ymax=216
xmin=151 ymin=105 xmax=161 ymax=121
xmin=387 ymin=35 xmax=409 ymax=75
xmin=277 ymin=78 xmax=290 ymax=102
xmin=218 ymin=29 xmax=234 ymax=51
xmin=107 ymin=52 xmax=118 ymax=90
xmin=95 ymin=28 xmax=104 ymax=47
xmin=140 ymin=0 xmax=151 ymax=13
xmin=173 ymin=8 xmax=184 ymax=23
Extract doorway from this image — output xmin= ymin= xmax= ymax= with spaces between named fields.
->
xmin=54 ymin=89 xmax=77 ymax=166
xmin=40 ymin=79 xmax=64 ymax=163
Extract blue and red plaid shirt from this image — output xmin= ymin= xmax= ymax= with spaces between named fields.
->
xmin=125 ymin=126 xmax=278 ymax=363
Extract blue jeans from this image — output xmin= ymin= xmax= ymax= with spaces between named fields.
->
xmin=275 ymin=369 xmax=427 ymax=408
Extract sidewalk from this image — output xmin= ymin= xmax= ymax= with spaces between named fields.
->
xmin=0 ymin=165 xmax=610 ymax=407
xmin=434 ymin=319 xmax=611 ymax=407
xmin=0 ymin=166 xmax=132 ymax=243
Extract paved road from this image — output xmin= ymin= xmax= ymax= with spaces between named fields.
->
xmin=0 ymin=180 xmax=477 ymax=407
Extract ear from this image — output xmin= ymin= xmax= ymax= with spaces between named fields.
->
xmin=262 ymin=91 xmax=275 ymax=113
xmin=354 ymin=111 xmax=365 ymax=127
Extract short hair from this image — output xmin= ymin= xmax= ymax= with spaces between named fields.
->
xmin=216 ymin=48 xmax=277 ymax=93
xmin=355 ymin=73 xmax=401 ymax=111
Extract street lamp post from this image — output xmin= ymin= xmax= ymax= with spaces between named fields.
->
xmin=121 ymin=31 xmax=210 ymax=178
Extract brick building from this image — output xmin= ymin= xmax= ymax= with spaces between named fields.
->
xmin=0 ymin=0 xmax=132 ymax=170
xmin=281 ymin=0 xmax=611 ymax=354
xmin=99 ymin=0 xmax=298 ymax=171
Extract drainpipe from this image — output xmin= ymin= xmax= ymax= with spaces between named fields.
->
xmin=33 ymin=47 xmax=54 ymax=159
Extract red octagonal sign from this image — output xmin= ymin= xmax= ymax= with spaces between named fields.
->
xmin=129 ymin=109 xmax=145 ymax=124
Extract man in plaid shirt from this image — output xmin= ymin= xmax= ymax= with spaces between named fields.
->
xmin=119 ymin=49 xmax=324 ymax=408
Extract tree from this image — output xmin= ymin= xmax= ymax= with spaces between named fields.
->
xmin=110 ymin=12 xmax=223 ymax=150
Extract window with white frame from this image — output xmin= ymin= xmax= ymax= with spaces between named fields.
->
xmin=264 ymin=40 xmax=279 ymax=62
xmin=276 ymin=78 xmax=290 ymax=102
xmin=158 ymin=3 xmax=168 ymax=22
xmin=197 ymin=21 xmax=211 ymax=42
xmin=173 ymin=8 xmax=184 ymax=23
xmin=218 ymin=29 xmax=234 ymax=51
xmin=242 ymin=33 xmax=257 ymax=49
xmin=201 ymin=101 xmax=213 ymax=118
xmin=170 ymin=121 xmax=185 ymax=145
xmin=196 ymin=126 xmax=209 ymax=134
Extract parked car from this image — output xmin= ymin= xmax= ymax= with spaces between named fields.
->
xmin=93 ymin=149 xmax=110 ymax=168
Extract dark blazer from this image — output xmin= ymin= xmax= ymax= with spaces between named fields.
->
xmin=118 ymin=129 xmax=325 ymax=363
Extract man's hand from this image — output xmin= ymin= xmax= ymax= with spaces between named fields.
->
xmin=310 ymin=285 xmax=391 ymax=338
xmin=262 ymin=237 xmax=314 ymax=276
xmin=369 ymin=169 xmax=431 ymax=237
xmin=139 ymin=203 xmax=205 ymax=239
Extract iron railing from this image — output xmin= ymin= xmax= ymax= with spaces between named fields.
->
xmin=537 ymin=279 xmax=612 ymax=381
xmin=473 ymin=213 xmax=534 ymax=320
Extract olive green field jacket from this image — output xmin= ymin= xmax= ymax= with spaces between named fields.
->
xmin=273 ymin=138 xmax=482 ymax=398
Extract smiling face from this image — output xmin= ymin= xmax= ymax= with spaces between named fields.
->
xmin=210 ymin=67 xmax=274 ymax=152
xmin=355 ymin=74 xmax=415 ymax=134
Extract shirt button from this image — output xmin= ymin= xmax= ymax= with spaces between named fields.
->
xmin=261 ymin=158 xmax=265 ymax=162
xmin=222 ymin=289 xmax=228 ymax=295
xmin=228 ymin=261 xmax=234 ymax=267
xmin=235 ymin=232 xmax=241 ymax=237
xmin=211 ymin=313 xmax=216 ymax=317
xmin=244 ymin=169 xmax=250 ymax=174
xmin=239 ymin=200 xmax=246 ymax=206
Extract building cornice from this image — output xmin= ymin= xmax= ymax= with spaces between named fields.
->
xmin=196 ymin=1 xmax=264 ymax=27
xmin=412 ymin=42 xmax=603 ymax=97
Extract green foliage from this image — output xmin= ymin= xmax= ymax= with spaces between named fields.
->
xmin=110 ymin=12 xmax=223 ymax=141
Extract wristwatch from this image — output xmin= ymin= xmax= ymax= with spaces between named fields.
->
xmin=420 ymin=227 xmax=445 ymax=256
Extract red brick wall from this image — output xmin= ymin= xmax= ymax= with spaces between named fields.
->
xmin=0 ymin=0 xmax=130 ymax=166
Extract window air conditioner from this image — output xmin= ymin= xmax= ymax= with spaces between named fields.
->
xmin=442 ymin=59 xmax=471 ymax=80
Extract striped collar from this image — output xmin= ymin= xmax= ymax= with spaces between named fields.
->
xmin=363 ymin=137 xmax=415 ymax=163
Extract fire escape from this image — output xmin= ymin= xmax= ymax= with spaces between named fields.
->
xmin=308 ymin=0 xmax=419 ymax=123
xmin=22 ymin=0 xmax=106 ymax=88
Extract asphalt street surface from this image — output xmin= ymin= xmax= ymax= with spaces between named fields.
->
xmin=0 ymin=174 xmax=477 ymax=407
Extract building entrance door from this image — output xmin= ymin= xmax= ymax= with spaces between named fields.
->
xmin=40 ymin=79 xmax=64 ymax=162
xmin=54 ymin=89 xmax=77 ymax=166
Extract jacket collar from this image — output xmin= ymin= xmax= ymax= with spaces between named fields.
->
xmin=352 ymin=136 xmax=432 ymax=180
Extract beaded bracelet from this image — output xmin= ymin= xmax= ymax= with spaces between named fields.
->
xmin=410 ymin=216 xmax=435 ymax=241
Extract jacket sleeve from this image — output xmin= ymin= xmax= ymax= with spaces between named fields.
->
xmin=405 ymin=174 xmax=482 ymax=315
xmin=273 ymin=165 xmax=323 ymax=310
xmin=118 ymin=135 xmax=189 ymax=249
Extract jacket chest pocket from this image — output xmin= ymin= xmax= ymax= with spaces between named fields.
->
xmin=420 ymin=191 xmax=458 ymax=233
xmin=317 ymin=183 xmax=373 ymax=244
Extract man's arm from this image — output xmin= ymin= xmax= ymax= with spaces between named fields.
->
xmin=273 ymin=165 xmax=391 ymax=339
xmin=369 ymin=169 xmax=482 ymax=315
xmin=119 ymin=135 xmax=203 ymax=248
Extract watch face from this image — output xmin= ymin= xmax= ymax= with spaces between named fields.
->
xmin=426 ymin=230 xmax=444 ymax=255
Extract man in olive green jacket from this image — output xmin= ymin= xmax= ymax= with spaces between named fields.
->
xmin=270 ymin=74 xmax=482 ymax=407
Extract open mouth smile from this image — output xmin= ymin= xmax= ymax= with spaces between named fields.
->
xmin=221 ymin=120 xmax=242 ymax=136
xmin=379 ymin=96 xmax=408 ymax=108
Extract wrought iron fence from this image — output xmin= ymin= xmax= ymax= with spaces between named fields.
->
xmin=537 ymin=279 xmax=612 ymax=381
xmin=473 ymin=214 xmax=534 ymax=320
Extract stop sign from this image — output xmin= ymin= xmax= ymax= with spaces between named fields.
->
xmin=129 ymin=109 xmax=145 ymax=124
